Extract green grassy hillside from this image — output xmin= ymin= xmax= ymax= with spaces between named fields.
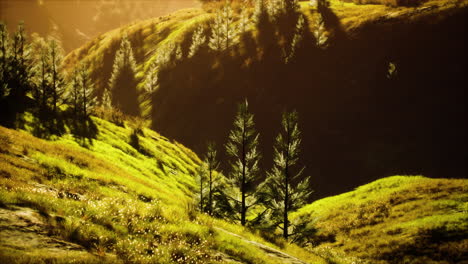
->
xmin=0 ymin=113 xmax=323 ymax=264
xmin=61 ymin=0 xmax=468 ymax=200
xmin=291 ymin=176 xmax=468 ymax=264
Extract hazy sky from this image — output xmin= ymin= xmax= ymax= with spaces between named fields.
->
xmin=0 ymin=0 xmax=199 ymax=52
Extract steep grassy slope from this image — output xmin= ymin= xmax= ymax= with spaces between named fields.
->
xmin=0 ymin=114 xmax=323 ymax=264
xmin=291 ymin=176 xmax=468 ymax=264
xmin=62 ymin=0 xmax=468 ymax=200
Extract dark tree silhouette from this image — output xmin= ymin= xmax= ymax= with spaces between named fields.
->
xmin=9 ymin=22 xmax=32 ymax=103
xmin=48 ymin=38 xmax=65 ymax=116
xmin=30 ymin=35 xmax=50 ymax=112
xmin=108 ymin=34 xmax=140 ymax=116
xmin=0 ymin=22 xmax=9 ymax=99
xmin=69 ymin=68 xmax=82 ymax=119
xmin=0 ymin=22 xmax=35 ymax=127
xmin=78 ymin=63 xmax=96 ymax=118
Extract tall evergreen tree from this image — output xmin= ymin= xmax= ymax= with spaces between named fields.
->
xmin=101 ymin=88 xmax=112 ymax=109
xmin=195 ymin=143 xmax=222 ymax=215
xmin=238 ymin=10 xmax=252 ymax=36
xmin=108 ymin=34 xmax=140 ymax=116
xmin=155 ymin=42 xmax=182 ymax=67
xmin=0 ymin=22 xmax=9 ymax=99
xmin=196 ymin=162 xmax=208 ymax=212
xmin=69 ymin=68 xmax=82 ymax=118
xmin=188 ymin=26 xmax=206 ymax=58
xmin=204 ymin=142 xmax=220 ymax=215
xmin=145 ymin=65 xmax=159 ymax=94
xmin=225 ymin=100 xmax=261 ymax=226
xmin=48 ymin=38 xmax=65 ymax=115
xmin=209 ymin=2 xmax=238 ymax=52
xmin=209 ymin=12 xmax=224 ymax=52
xmin=220 ymin=2 xmax=238 ymax=50
xmin=78 ymin=63 xmax=96 ymax=118
xmin=9 ymin=22 xmax=33 ymax=103
xmin=314 ymin=13 xmax=328 ymax=48
xmin=262 ymin=111 xmax=312 ymax=240
xmin=37 ymin=44 xmax=50 ymax=111
xmin=285 ymin=14 xmax=306 ymax=64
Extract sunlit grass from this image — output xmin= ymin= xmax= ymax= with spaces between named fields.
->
xmin=292 ymin=175 xmax=468 ymax=263
xmin=0 ymin=113 xmax=325 ymax=263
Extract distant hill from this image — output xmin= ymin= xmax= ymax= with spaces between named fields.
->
xmin=0 ymin=0 xmax=199 ymax=52
xmin=291 ymin=175 xmax=468 ymax=264
xmin=63 ymin=0 xmax=468 ymax=199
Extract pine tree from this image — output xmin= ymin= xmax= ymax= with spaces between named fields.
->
xmin=209 ymin=3 xmax=238 ymax=52
xmin=9 ymin=22 xmax=33 ymax=102
xmin=69 ymin=69 xmax=82 ymax=118
xmin=209 ymin=12 xmax=224 ymax=52
xmin=174 ymin=44 xmax=183 ymax=61
xmin=196 ymin=162 xmax=208 ymax=212
xmin=30 ymin=34 xmax=47 ymax=109
xmin=37 ymin=45 xmax=50 ymax=111
xmin=155 ymin=42 xmax=181 ymax=67
xmin=101 ymin=88 xmax=112 ymax=109
xmin=145 ymin=65 xmax=159 ymax=95
xmin=188 ymin=26 xmax=206 ymax=58
xmin=220 ymin=3 xmax=238 ymax=50
xmin=0 ymin=22 xmax=9 ymax=98
xmin=78 ymin=63 xmax=96 ymax=118
xmin=225 ymin=100 xmax=261 ymax=226
xmin=108 ymin=34 xmax=140 ymax=116
xmin=262 ymin=111 xmax=312 ymax=240
xmin=314 ymin=13 xmax=328 ymax=48
xmin=238 ymin=10 xmax=252 ymax=36
xmin=204 ymin=142 xmax=220 ymax=215
xmin=285 ymin=14 xmax=306 ymax=64
xmin=48 ymin=38 xmax=65 ymax=115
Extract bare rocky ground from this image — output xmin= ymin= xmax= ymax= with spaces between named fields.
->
xmin=0 ymin=205 xmax=107 ymax=263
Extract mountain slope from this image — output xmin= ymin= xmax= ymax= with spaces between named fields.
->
xmin=63 ymin=0 xmax=468 ymax=200
xmin=291 ymin=176 xmax=468 ymax=264
xmin=0 ymin=114 xmax=323 ymax=264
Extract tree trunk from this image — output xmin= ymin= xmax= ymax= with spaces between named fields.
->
xmin=241 ymin=119 xmax=247 ymax=226
xmin=283 ymin=120 xmax=291 ymax=240
xmin=52 ymin=64 xmax=57 ymax=116
xmin=200 ymin=176 xmax=203 ymax=212
xmin=208 ymin=167 xmax=213 ymax=215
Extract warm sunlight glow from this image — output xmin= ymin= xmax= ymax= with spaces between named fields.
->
xmin=0 ymin=0 xmax=466 ymax=263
